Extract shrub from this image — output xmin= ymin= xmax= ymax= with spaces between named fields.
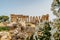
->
xmin=0 ymin=26 xmax=10 ymax=31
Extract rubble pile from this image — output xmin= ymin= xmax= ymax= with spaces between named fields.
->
xmin=0 ymin=31 xmax=11 ymax=40
xmin=8 ymin=21 xmax=35 ymax=40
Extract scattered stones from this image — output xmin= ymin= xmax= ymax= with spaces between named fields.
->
xmin=0 ymin=31 xmax=11 ymax=40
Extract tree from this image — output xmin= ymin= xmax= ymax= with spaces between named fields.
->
xmin=1 ymin=16 xmax=9 ymax=22
xmin=34 ymin=22 xmax=51 ymax=40
xmin=42 ymin=22 xmax=51 ymax=40
xmin=0 ymin=16 xmax=2 ymax=22
xmin=53 ymin=31 xmax=60 ymax=40
xmin=51 ymin=0 xmax=60 ymax=40
xmin=30 ymin=33 xmax=34 ymax=40
xmin=51 ymin=0 xmax=60 ymax=17
xmin=51 ymin=0 xmax=60 ymax=32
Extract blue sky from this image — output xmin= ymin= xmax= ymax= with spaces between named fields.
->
xmin=0 ymin=0 xmax=56 ymax=21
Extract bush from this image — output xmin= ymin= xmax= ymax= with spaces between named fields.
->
xmin=0 ymin=26 xmax=10 ymax=31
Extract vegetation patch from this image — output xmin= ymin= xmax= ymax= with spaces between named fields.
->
xmin=0 ymin=26 xmax=10 ymax=31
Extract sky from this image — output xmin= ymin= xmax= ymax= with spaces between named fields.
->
xmin=0 ymin=0 xmax=56 ymax=21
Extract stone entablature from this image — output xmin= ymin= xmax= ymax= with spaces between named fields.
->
xmin=11 ymin=14 xmax=49 ymax=23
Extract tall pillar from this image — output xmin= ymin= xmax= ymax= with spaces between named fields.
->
xmin=29 ymin=16 xmax=30 ymax=22
xmin=25 ymin=16 xmax=27 ymax=22
xmin=30 ymin=16 xmax=33 ymax=23
xmin=33 ymin=16 xmax=35 ymax=23
xmin=35 ymin=16 xmax=39 ymax=24
xmin=41 ymin=15 xmax=45 ymax=22
xmin=45 ymin=14 xmax=49 ymax=21
xmin=39 ymin=16 xmax=40 ymax=23
xmin=27 ymin=16 xmax=29 ymax=22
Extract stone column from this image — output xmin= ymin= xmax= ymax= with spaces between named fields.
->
xmin=45 ymin=14 xmax=49 ymax=21
xmin=41 ymin=15 xmax=45 ymax=22
xmin=35 ymin=16 xmax=39 ymax=24
xmin=24 ymin=16 xmax=28 ymax=22
xmin=39 ymin=16 xmax=40 ymax=23
xmin=25 ymin=17 xmax=27 ymax=22
xmin=30 ymin=16 xmax=33 ymax=23
xmin=33 ymin=16 xmax=35 ymax=23
xmin=27 ymin=16 xmax=29 ymax=22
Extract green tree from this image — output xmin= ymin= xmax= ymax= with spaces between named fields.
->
xmin=2 ymin=16 xmax=9 ymax=22
xmin=30 ymin=33 xmax=34 ymax=40
xmin=0 ymin=16 xmax=9 ymax=22
xmin=34 ymin=22 xmax=51 ymax=40
xmin=51 ymin=0 xmax=60 ymax=17
xmin=51 ymin=0 xmax=60 ymax=40
xmin=0 ymin=16 xmax=2 ymax=22
xmin=42 ymin=22 xmax=51 ymax=40
xmin=53 ymin=31 xmax=60 ymax=40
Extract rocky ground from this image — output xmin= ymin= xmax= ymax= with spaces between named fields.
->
xmin=0 ymin=21 xmax=36 ymax=40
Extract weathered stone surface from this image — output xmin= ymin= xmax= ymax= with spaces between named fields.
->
xmin=0 ymin=31 xmax=11 ymax=40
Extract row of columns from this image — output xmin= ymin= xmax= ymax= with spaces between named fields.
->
xmin=11 ymin=14 xmax=49 ymax=23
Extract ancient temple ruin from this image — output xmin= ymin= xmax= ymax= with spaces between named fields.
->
xmin=11 ymin=14 xmax=49 ymax=23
